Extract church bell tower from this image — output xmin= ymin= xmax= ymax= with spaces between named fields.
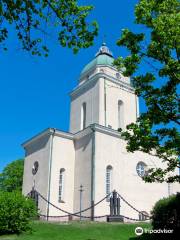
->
xmin=69 ymin=43 xmax=139 ymax=133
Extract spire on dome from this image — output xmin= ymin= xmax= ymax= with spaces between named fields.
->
xmin=95 ymin=42 xmax=113 ymax=57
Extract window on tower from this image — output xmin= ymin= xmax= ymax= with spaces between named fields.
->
xmin=106 ymin=165 xmax=113 ymax=201
xmin=58 ymin=168 xmax=65 ymax=202
xmin=118 ymin=100 xmax=124 ymax=130
xmin=81 ymin=102 xmax=86 ymax=130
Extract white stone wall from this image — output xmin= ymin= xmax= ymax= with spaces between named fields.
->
xmin=70 ymin=65 xmax=137 ymax=133
xmin=93 ymin=130 xmax=180 ymax=221
xmin=73 ymin=130 xmax=93 ymax=218
xmin=102 ymin=79 xmax=138 ymax=130
xmin=48 ymin=135 xmax=75 ymax=218
xmin=22 ymin=127 xmax=179 ymax=221
xmin=70 ymin=81 xmax=100 ymax=133
xmin=22 ymin=134 xmax=51 ymax=216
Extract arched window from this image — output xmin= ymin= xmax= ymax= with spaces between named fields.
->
xmin=59 ymin=168 xmax=65 ymax=202
xmin=106 ymin=165 xmax=113 ymax=201
xmin=118 ymin=100 xmax=124 ymax=130
xmin=81 ymin=102 xmax=86 ymax=130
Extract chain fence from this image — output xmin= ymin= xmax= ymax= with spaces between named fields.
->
xmin=29 ymin=189 xmax=151 ymax=221
xmin=37 ymin=190 xmax=110 ymax=219
xmin=117 ymin=192 xmax=150 ymax=219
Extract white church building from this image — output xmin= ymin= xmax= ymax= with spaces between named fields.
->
xmin=22 ymin=43 xmax=179 ymax=221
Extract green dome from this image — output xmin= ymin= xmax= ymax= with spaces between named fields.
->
xmin=81 ymin=43 xmax=114 ymax=75
xmin=81 ymin=54 xmax=114 ymax=75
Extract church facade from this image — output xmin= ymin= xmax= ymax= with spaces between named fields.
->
xmin=22 ymin=44 xmax=179 ymax=221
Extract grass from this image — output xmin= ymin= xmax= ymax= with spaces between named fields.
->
xmin=0 ymin=221 xmax=152 ymax=240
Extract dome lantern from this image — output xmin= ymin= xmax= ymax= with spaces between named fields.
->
xmin=95 ymin=42 xmax=113 ymax=57
xmin=80 ymin=43 xmax=114 ymax=77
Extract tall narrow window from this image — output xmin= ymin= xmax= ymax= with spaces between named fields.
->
xmin=59 ymin=168 xmax=65 ymax=202
xmin=118 ymin=100 xmax=124 ymax=130
xmin=81 ymin=102 xmax=86 ymax=130
xmin=106 ymin=165 xmax=113 ymax=201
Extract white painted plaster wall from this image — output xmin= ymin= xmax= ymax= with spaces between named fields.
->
xmin=93 ymin=130 xmax=180 ymax=221
xmin=70 ymin=65 xmax=137 ymax=133
xmin=70 ymin=81 xmax=100 ymax=133
xmin=22 ymin=134 xmax=51 ymax=215
xmin=103 ymin=80 xmax=137 ymax=130
xmin=48 ymin=135 xmax=75 ymax=217
xmin=73 ymin=130 xmax=93 ymax=218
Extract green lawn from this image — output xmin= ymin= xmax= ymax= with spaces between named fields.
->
xmin=0 ymin=221 xmax=152 ymax=240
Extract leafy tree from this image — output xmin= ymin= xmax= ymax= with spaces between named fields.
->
xmin=0 ymin=191 xmax=37 ymax=234
xmin=114 ymin=0 xmax=180 ymax=183
xmin=0 ymin=0 xmax=98 ymax=56
xmin=0 ymin=159 xmax=24 ymax=192
xmin=151 ymin=193 xmax=180 ymax=233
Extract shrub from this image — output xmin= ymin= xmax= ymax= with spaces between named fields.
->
xmin=0 ymin=191 xmax=37 ymax=235
xmin=151 ymin=192 xmax=180 ymax=233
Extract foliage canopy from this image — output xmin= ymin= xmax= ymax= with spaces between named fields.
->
xmin=151 ymin=193 xmax=180 ymax=233
xmin=0 ymin=191 xmax=37 ymax=234
xmin=115 ymin=0 xmax=180 ymax=183
xmin=0 ymin=0 xmax=98 ymax=56
xmin=0 ymin=159 xmax=24 ymax=192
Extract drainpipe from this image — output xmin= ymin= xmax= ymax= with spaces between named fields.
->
xmin=90 ymin=125 xmax=95 ymax=221
xmin=135 ymin=95 xmax=139 ymax=119
xmin=46 ymin=128 xmax=55 ymax=221
xmin=104 ymin=77 xmax=107 ymax=127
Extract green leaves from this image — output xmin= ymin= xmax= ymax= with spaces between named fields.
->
xmin=114 ymin=29 xmax=144 ymax=76
xmin=0 ymin=159 xmax=24 ymax=192
xmin=151 ymin=193 xmax=180 ymax=233
xmin=0 ymin=191 xmax=37 ymax=234
xmin=117 ymin=29 xmax=144 ymax=54
xmin=0 ymin=0 xmax=98 ymax=56
xmin=116 ymin=0 xmax=180 ymax=183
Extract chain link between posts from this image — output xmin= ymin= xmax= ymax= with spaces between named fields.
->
xmin=28 ymin=189 xmax=150 ymax=221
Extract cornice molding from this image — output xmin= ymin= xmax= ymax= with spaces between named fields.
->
xmin=74 ymin=127 xmax=92 ymax=140
xmin=54 ymin=129 xmax=74 ymax=140
xmin=90 ymin=123 xmax=123 ymax=139
xmin=22 ymin=128 xmax=52 ymax=148
xmin=79 ymin=64 xmax=118 ymax=80
xmin=70 ymin=72 xmax=134 ymax=99
xmin=22 ymin=128 xmax=74 ymax=148
xmin=73 ymin=124 xmax=124 ymax=140
xmin=22 ymin=123 xmax=124 ymax=149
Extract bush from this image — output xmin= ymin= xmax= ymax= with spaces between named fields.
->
xmin=151 ymin=192 xmax=180 ymax=233
xmin=0 ymin=191 xmax=37 ymax=235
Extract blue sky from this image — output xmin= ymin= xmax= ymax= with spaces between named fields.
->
xmin=0 ymin=0 xmax=145 ymax=171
